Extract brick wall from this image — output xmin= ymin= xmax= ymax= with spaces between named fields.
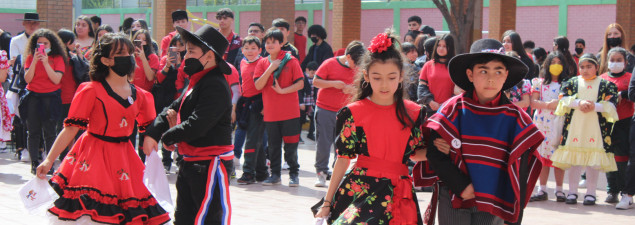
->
xmin=260 ymin=0 xmax=295 ymax=43
xmin=399 ymin=8 xmax=444 ymax=40
xmin=514 ymin=6 xmax=559 ymax=53
xmin=36 ymin=0 xmax=73 ymax=33
xmin=616 ymin=0 xmax=634 ymax=49
xmin=361 ymin=9 xmax=393 ymax=45
xmin=332 ymin=0 xmax=361 ymax=51
xmin=152 ymin=0 xmax=186 ymax=43
xmin=239 ymin=11 xmax=261 ymax=35
xmin=568 ymin=4 xmax=616 ymax=54
xmin=0 ymin=13 xmax=28 ymax=36
xmin=488 ymin=0 xmax=516 ymax=44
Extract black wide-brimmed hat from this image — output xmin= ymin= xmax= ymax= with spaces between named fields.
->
xmin=448 ymin=38 xmax=528 ymax=91
xmin=172 ymin=10 xmax=188 ymax=22
xmin=176 ymin=24 xmax=231 ymax=75
xmin=16 ymin=12 xmax=46 ymax=22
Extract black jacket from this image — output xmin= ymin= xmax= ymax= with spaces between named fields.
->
xmin=301 ymin=42 xmax=334 ymax=71
xmin=146 ymin=67 xmax=232 ymax=147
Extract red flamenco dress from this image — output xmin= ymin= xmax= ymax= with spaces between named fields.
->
xmin=48 ymin=81 xmax=170 ymax=225
xmin=328 ymin=99 xmax=426 ymax=225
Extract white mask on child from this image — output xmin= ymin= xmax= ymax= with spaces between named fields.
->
xmin=608 ymin=62 xmax=625 ymax=73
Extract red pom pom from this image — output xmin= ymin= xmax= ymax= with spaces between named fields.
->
xmin=368 ymin=33 xmax=392 ymax=53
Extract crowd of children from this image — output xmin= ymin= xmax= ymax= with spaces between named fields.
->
xmin=1 ymin=8 xmax=635 ymax=225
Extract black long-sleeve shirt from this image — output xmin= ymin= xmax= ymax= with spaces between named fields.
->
xmin=301 ymin=42 xmax=333 ymax=71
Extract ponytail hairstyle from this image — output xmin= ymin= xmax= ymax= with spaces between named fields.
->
xmin=131 ymin=29 xmax=154 ymax=59
xmin=89 ymin=32 xmax=134 ymax=82
xmin=25 ymin=28 xmax=68 ymax=63
xmin=344 ymin=40 xmax=366 ymax=66
xmin=540 ymin=51 xmax=569 ymax=84
xmin=353 ymin=29 xmax=414 ymax=129
xmin=553 ymin=36 xmax=578 ymax=76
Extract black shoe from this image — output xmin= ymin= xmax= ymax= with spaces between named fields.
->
xmin=583 ymin=195 xmax=596 ymax=205
xmin=307 ymin=133 xmax=315 ymax=141
xmin=164 ymin=164 xmax=171 ymax=175
xmin=605 ymin=193 xmax=619 ymax=203
xmin=555 ymin=191 xmax=566 ymax=202
xmin=256 ymin=172 xmax=270 ymax=182
xmin=530 ymin=191 xmax=548 ymax=202
xmin=565 ymin=194 xmax=578 ymax=204
xmin=31 ymin=161 xmax=39 ymax=175
xmin=237 ymin=173 xmax=256 ymax=185
xmin=289 ymin=174 xmax=299 ymax=187
xmin=262 ymin=174 xmax=281 ymax=186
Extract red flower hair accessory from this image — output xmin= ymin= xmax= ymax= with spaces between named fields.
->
xmin=368 ymin=33 xmax=392 ymax=53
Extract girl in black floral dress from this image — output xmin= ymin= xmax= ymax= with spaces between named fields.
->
xmin=314 ymin=31 xmax=428 ymax=225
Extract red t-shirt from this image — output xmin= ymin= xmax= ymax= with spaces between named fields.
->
xmin=160 ymin=31 xmax=177 ymax=58
xmin=315 ymin=57 xmax=355 ymax=112
xmin=25 ymin=54 xmax=65 ymax=93
xmin=240 ymin=58 xmax=261 ymax=97
xmin=133 ymin=53 xmax=160 ymax=92
xmin=226 ymin=64 xmax=240 ymax=98
xmin=418 ymin=60 xmax=454 ymax=104
xmin=254 ymin=51 xmax=303 ymax=122
xmin=294 ymin=32 xmax=307 ymax=63
xmin=600 ymin=72 xmax=634 ymax=120
xmin=60 ymin=61 xmax=78 ymax=104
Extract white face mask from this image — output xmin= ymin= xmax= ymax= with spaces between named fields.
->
xmin=608 ymin=62 xmax=625 ymax=73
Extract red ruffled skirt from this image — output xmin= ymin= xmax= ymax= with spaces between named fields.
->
xmin=49 ymin=133 xmax=170 ymax=225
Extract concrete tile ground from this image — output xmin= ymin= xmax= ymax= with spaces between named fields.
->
xmin=0 ymin=131 xmax=633 ymax=224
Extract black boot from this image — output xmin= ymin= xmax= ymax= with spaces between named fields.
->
xmin=31 ymin=161 xmax=39 ymax=175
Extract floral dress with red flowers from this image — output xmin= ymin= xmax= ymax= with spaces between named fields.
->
xmin=327 ymin=99 xmax=425 ymax=225
xmin=0 ymin=50 xmax=13 ymax=141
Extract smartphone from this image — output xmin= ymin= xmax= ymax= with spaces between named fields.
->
xmin=168 ymin=47 xmax=178 ymax=65
xmin=134 ymin=40 xmax=143 ymax=48
xmin=37 ymin=43 xmax=45 ymax=55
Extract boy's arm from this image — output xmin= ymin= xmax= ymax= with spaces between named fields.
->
xmin=426 ymin=130 xmax=472 ymax=195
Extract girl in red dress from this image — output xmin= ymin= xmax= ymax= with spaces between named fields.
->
xmin=36 ymin=33 xmax=170 ymax=225
xmin=314 ymin=31 xmax=428 ymax=225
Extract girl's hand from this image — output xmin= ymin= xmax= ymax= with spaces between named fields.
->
xmin=434 ymin=138 xmax=451 ymax=155
xmin=38 ymin=52 xmax=48 ymax=64
xmin=166 ymin=55 xmax=176 ymax=68
xmin=134 ymin=46 xmax=143 ymax=58
xmin=314 ymin=205 xmax=331 ymax=218
xmin=429 ymin=101 xmax=440 ymax=111
xmin=342 ymin=84 xmax=356 ymax=94
xmin=166 ymin=109 xmax=177 ymax=128
xmin=546 ymin=99 xmax=559 ymax=110
xmin=36 ymin=159 xmax=53 ymax=179
xmin=461 ymin=184 xmax=476 ymax=200
xmin=142 ymin=136 xmax=158 ymax=155
xmin=32 ymin=52 xmax=42 ymax=64
xmin=272 ymin=80 xmax=286 ymax=94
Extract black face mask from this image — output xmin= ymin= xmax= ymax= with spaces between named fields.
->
xmin=110 ymin=56 xmax=135 ymax=77
xmin=607 ymin=37 xmax=622 ymax=47
xmin=310 ymin=37 xmax=319 ymax=44
xmin=574 ymin=47 xmax=583 ymax=55
xmin=183 ymin=54 xmax=208 ymax=76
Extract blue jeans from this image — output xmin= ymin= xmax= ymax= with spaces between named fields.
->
xmin=233 ymin=127 xmax=247 ymax=159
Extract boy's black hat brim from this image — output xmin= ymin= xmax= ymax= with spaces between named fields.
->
xmin=176 ymin=25 xmax=231 ymax=75
xmin=448 ymin=52 xmax=528 ymax=91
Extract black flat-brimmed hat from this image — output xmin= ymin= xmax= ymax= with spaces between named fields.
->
xmin=172 ymin=10 xmax=188 ymax=22
xmin=16 ymin=13 xmax=46 ymax=22
xmin=176 ymin=24 xmax=231 ymax=75
xmin=448 ymin=38 xmax=528 ymax=91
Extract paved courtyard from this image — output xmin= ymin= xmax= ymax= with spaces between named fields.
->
xmin=0 ymin=131 xmax=633 ymax=224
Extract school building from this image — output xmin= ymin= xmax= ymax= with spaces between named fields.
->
xmin=0 ymin=0 xmax=632 ymax=54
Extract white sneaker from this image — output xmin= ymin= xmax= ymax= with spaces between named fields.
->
xmin=282 ymin=162 xmax=289 ymax=170
xmin=233 ymin=157 xmax=241 ymax=168
xmin=315 ymin=171 xmax=327 ymax=187
xmin=579 ymin=179 xmax=586 ymax=188
xmin=616 ymin=195 xmax=633 ymax=210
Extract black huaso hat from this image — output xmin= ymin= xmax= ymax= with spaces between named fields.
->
xmin=176 ymin=24 xmax=231 ymax=75
xmin=448 ymin=38 xmax=528 ymax=91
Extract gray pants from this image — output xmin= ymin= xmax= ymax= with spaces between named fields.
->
xmin=314 ymin=106 xmax=338 ymax=174
xmin=437 ymin=186 xmax=503 ymax=225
